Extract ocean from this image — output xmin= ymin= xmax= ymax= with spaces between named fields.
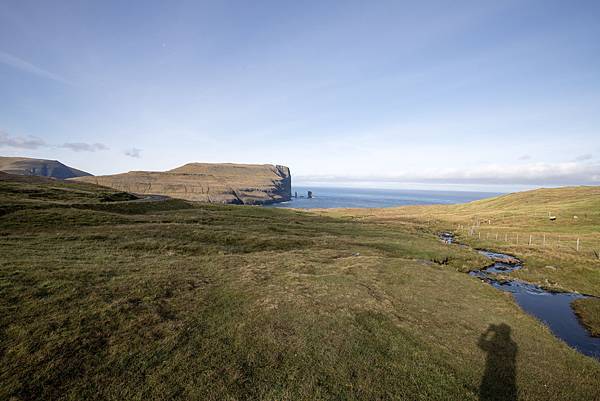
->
xmin=269 ymin=186 xmax=501 ymax=209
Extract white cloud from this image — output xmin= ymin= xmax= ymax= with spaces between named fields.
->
xmin=0 ymin=50 xmax=70 ymax=84
xmin=0 ymin=130 xmax=47 ymax=149
xmin=61 ymin=142 xmax=109 ymax=152
xmin=124 ymin=148 xmax=142 ymax=158
xmin=296 ymin=162 xmax=600 ymax=187
xmin=573 ymin=153 xmax=593 ymax=162
xmin=0 ymin=130 xmax=108 ymax=152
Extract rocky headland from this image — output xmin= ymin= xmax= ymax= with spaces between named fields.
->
xmin=71 ymin=162 xmax=292 ymax=205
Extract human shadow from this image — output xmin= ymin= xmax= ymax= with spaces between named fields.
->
xmin=478 ymin=323 xmax=518 ymax=401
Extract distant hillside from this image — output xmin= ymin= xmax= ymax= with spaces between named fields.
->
xmin=336 ymin=186 xmax=600 ymax=222
xmin=72 ymin=162 xmax=292 ymax=205
xmin=0 ymin=171 xmax=133 ymax=207
xmin=0 ymin=156 xmax=92 ymax=179
xmin=427 ymin=186 xmax=600 ymax=229
xmin=448 ymin=186 xmax=600 ymax=214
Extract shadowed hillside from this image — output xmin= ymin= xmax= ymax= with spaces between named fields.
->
xmin=0 ymin=156 xmax=92 ymax=179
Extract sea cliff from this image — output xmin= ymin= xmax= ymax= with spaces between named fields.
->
xmin=71 ymin=162 xmax=291 ymax=205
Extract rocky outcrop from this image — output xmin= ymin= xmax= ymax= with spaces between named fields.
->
xmin=71 ymin=163 xmax=292 ymax=205
xmin=0 ymin=156 xmax=92 ymax=179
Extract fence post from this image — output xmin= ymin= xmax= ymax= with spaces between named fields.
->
xmin=495 ymin=233 xmax=498 ymax=240
xmin=577 ymin=238 xmax=580 ymax=252
xmin=543 ymin=234 xmax=546 ymax=247
xmin=478 ymin=232 xmax=481 ymax=239
xmin=529 ymin=235 xmax=532 ymax=246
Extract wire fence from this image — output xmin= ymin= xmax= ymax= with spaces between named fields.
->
xmin=455 ymin=224 xmax=600 ymax=259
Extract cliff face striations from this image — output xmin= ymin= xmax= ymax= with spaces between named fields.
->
xmin=71 ymin=163 xmax=292 ymax=205
xmin=0 ymin=156 xmax=92 ymax=179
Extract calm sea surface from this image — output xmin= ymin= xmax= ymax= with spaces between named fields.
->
xmin=269 ymin=187 xmax=502 ymax=209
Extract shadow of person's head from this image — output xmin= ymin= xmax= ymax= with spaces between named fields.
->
xmin=491 ymin=323 xmax=510 ymax=338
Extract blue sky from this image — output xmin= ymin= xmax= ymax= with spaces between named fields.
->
xmin=1 ymin=0 xmax=599 ymax=191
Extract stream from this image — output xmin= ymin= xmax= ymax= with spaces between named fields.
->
xmin=441 ymin=232 xmax=600 ymax=360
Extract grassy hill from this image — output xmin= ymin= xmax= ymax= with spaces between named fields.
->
xmin=71 ymin=163 xmax=292 ymax=205
xmin=321 ymin=186 xmax=600 ymax=293
xmin=430 ymin=185 xmax=600 ymax=234
xmin=319 ymin=186 xmax=600 ymax=340
xmin=1 ymin=177 xmax=599 ymax=400
xmin=0 ymin=156 xmax=91 ymax=179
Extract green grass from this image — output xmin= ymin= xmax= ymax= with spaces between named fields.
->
xmin=432 ymin=187 xmax=600 ymax=297
xmin=320 ymin=186 xmax=600 ymax=335
xmin=573 ymin=298 xmax=600 ymax=337
xmin=1 ymin=177 xmax=599 ymax=400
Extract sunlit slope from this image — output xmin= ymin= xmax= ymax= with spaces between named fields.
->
xmin=72 ymin=162 xmax=292 ymax=205
xmin=344 ymin=186 xmax=600 ymax=232
xmin=320 ymin=186 xmax=600 ymax=296
xmin=444 ymin=186 xmax=600 ymax=229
